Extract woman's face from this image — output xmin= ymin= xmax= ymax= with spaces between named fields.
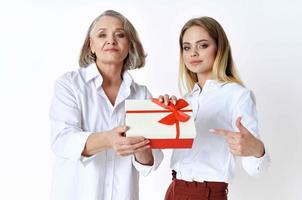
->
xmin=182 ymin=25 xmax=217 ymax=78
xmin=90 ymin=16 xmax=130 ymax=66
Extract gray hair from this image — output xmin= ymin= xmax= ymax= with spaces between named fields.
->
xmin=79 ymin=10 xmax=146 ymax=69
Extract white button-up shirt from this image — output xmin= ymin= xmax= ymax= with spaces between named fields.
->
xmin=49 ymin=64 xmax=163 ymax=200
xmin=171 ymin=80 xmax=270 ymax=183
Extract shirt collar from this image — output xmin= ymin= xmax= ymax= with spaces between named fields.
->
xmin=83 ymin=63 xmax=101 ymax=82
xmin=82 ymin=63 xmax=134 ymax=90
xmin=190 ymin=79 xmax=226 ymax=95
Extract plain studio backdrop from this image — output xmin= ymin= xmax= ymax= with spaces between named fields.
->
xmin=0 ymin=0 xmax=301 ymax=199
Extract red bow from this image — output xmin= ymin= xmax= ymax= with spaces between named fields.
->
xmin=152 ymin=98 xmax=191 ymax=125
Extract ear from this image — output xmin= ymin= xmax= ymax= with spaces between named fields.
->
xmin=89 ymin=38 xmax=95 ymax=54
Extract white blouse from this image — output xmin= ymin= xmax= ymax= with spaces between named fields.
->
xmin=49 ymin=64 xmax=163 ymax=200
xmin=171 ymin=80 xmax=270 ymax=183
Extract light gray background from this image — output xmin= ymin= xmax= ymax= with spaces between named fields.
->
xmin=0 ymin=0 xmax=301 ymax=199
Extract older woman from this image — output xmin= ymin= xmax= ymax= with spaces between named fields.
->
xmin=49 ymin=10 xmax=163 ymax=200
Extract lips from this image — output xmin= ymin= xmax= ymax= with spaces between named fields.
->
xmin=190 ymin=60 xmax=202 ymax=65
xmin=104 ymin=48 xmax=119 ymax=52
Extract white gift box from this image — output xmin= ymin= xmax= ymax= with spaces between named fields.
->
xmin=125 ymin=98 xmax=196 ymax=148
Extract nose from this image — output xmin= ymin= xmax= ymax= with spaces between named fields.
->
xmin=106 ymin=36 xmax=117 ymax=45
xmin=190 ymin=49 xmax=199 ymax=57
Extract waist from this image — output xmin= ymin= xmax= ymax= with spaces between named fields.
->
xmin=172 ymin=170 xmax=228 ymax=188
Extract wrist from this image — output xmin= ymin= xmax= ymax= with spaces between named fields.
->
xmin=255 ymin=140 xmax=265 ymax=158
xmin=103 ymin=131 xmax=113 ymax=149
xmin=134 ymin=150 xmax=154 ymax=166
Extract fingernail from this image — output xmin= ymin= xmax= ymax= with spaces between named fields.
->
xmin=209 ymin=129 xmax=215 ymax=133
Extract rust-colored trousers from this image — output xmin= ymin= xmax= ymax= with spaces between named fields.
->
xmin=164 ymin=171 xmax=228 ymax=200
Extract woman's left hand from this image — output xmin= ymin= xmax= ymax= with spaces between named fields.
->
xmin=210 ymin=117 xmax=265 ymax=158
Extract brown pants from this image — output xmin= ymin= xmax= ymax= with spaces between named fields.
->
xmin=164 ymin=171 xmax=228 ymax=200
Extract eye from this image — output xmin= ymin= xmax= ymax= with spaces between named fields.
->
xmin=116 ymin=32 xmax=126 ymax=38
xmin=183 ymin=46 xmax=191 ymax=51
xmin=98 ymin=33 xmax=106 ymax=38
xmin=198 ymin=43 xmax=208 ymax=49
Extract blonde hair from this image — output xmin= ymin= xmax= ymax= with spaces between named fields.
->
xmin=79 ymin=10 xmax=146 ymax=69
xmin=178 ymin=16 xmax=244 ymax=94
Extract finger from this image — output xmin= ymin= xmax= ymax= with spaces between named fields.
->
xmin=117 ymin=140 xmax=150 ymax=155
xmin=118 ymin=144 xmax=151 ymax=156
xmin=229 ymin=148 xmax=239 ymax=156
xmin=122 ymin=144 xmax=151 ymax=156
xmin=130 ymin=139 xmax=150 ymax=149
xmin=133 ymin=145 xmax=151 ymax=153
xmin=120 ymin=136 xmax=146 ymax=145
xmin=171 ymin=95 xmax=177 ymax=105
xmin=226 ymin=136 xmax=238 ymax=145
xmin=164 ymin=94 xmax=169 ymax=105
xmin=229 ymin=143 xmax=245 ymax=156
xmin=229 ymin=143 xmax=239 ymax=150
xmin=236 ymin=117 xmax=249 ymax=134
xmin=158 ymin=95 xmax=164 ymax=102
xmin=210 ymin=128 xmax=232 ymax=137
xmin=114 ymin=125 xmax=129 ymax=134
xmin=228 ymin=143 xmax=240 ymax=154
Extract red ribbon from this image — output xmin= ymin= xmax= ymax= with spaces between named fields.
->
xmin=126 ymin=99 xmax=192 ymax=141
xmin=151 ymin=98 xmax=191 ymax=125
xmin=151 ymin=98 xmax=191 ymax=140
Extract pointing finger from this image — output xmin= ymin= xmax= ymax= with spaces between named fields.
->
xmin=210 ymin=129 xmax=232 ymax=137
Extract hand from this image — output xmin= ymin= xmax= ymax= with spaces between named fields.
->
xmin=210 ymin=117 xmax=265 ymax=158
xmin=108 ymin=125 xmax=151 ymax=156
xmin=158 ymin=94 xmax=177 ymax=105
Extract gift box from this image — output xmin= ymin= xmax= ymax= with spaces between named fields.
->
xmin=125 ymin=98 xmax=196 ymax=148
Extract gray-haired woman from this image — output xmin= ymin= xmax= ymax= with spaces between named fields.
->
xmin=49 ymin=10 xmax=163 ymax=200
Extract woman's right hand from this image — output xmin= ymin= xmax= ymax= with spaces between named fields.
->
xmin=158 ymin=94 xmax=178 ymax=105
xmin=108 ymin=125 xmax=151 ymax=156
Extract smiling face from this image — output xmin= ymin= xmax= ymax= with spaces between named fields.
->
xmin=182 ymin=25 xmax=217 ymax=80
xmin=89 ymin=16 xmax=130 ymax=66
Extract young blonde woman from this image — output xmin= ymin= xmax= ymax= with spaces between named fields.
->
xmin=163 ymin=17 xmax=270 ymax=200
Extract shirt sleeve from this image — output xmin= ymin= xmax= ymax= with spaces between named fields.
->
xmin=145 ymin=86 xmax=153 ymax=99
xmin=49 ymin=74 xmax=92 ymax=162
xmin=131 ymin=149 xmax=164 ymax=176
xmin=131 ymin=85 xmax=164 ymax=176
xmin=232 ymin=90 xmax=271 ymax=176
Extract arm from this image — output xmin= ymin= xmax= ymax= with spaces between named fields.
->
xmin=211 ymin=90 xmax=270 ymax=175
xmin=50 ymin=76 xmax=152 ymax=161
xmin=130 ymin=88 xmax=166 ymax=173
xmin=49 ymin=75 xmax=92 ymax=161
xmin=210 ymin=117 xmax=265 ymax=157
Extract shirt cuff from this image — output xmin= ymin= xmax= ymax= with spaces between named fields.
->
xmin=132 ymin=149 xmax=163 ymax=176
xmin=242 ymin=150 xmax=271 ymax=176
xmin=64 ymin=131 xmax=92 ymax=162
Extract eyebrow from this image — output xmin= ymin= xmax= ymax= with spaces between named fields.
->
xmin=182 ymin=39 xmax=208 ymax=45
xmin=96 ymin=28 xmax=125 ymax=32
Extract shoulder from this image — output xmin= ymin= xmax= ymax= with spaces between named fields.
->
xmin=222 ymin=82 xmax=256 ymax=105
xmin=123 ymin=70 xmax=152 ymax=98
xmin=56 ymin=70 xmax=79 ymax=83
xmin=54 ymin=69 xmax=84 ymax=92
xmin=131 ymin=81 xmax=152 ymax=98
